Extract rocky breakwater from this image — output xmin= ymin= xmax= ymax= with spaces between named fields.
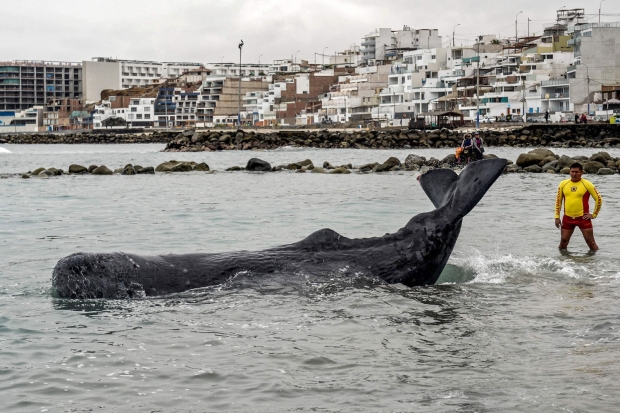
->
xmin=0 ymin=131 xmax=176 ymax=144
xmin=507 ymin=148 xmax=620 ymax=175
xmin=163 ymin=125 xmax=620 ymax=152
xmin=19 ymin=161 xmax=206 ymax=179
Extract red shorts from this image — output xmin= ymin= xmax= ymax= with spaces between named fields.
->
xmin=562 ymin=215 xmax=593 ymax=230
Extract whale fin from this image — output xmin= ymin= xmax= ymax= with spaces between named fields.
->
xmin=420 ymin=158 xmax=507 ymax=219
xmin=419 ymin=169 xmax=458 ymax=209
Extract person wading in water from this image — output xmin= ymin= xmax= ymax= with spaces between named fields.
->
xmin=554 ymin=163 xmax=603 ymax=252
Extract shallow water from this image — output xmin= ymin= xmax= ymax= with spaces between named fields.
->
xmin=1 ymin=144 xmax=619 ymax=412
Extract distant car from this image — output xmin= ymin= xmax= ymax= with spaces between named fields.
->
xmin=510 ymin=115 xmax=524 ymax=122
xmin=481 ymin=116 xmax=495 ymax=123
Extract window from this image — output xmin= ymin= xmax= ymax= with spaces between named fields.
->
xmin=136 ymin=114 xmax=142 ymax=119
xmin=144 ymin=107 xmax=150 ymax=112
xmin=431 ymin=55 xmax=436 ymax=59
xmin=144 ymin=114 xmax=150 ymax=119
xmin=131 ymin=107 xmax=137 ymax=112
xmin=416 ymin=56 xmax=422 ymax=60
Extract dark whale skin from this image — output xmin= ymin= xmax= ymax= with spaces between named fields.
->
xmin=52 ymin=159 xmax=507 ymax=299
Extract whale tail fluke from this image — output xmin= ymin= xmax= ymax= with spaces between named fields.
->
xmin=420 ymin=158 xmax=507 ymax=219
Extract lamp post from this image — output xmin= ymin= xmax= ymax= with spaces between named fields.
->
xmin=515 ymin=11 xmax=522 ymax=49
xmin=582 ymin=62 xmax=590 ymax=115
xmin=452 ymin=24 xmax=460 ymax=47
xmin=238 ymin=39 xmax=244 ymax=128
xmin=599 ymin=0 xmax=606 ymax=24
xmin=258 ymin=54 xmax=262 ymax=69
xmin=323 ymin=47 xmax=328 ymax=66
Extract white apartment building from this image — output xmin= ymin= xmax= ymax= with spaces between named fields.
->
xmin=93 ymin=98 xmax=155 ymax=129
xmin=204 ymin=63 xmax=269 ymax=77
xmin=361 ymin=27 xmax=442 ymax=66
xmin=83 ymin=57 xmax=202 ymax=103
xmin=92 ymin=101 xmax=128 ymax=129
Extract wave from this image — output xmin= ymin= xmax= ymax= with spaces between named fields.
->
xmin=446 ymin=247 xmax=602 ymax=284
xmin=0 ymin=147 xmax=11 ymax=154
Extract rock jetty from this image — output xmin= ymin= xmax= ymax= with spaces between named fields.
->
xmin=11 ymin=148 xmax=620 ymax=180
xmin=2 ymin=125 xmax=620 ymax=150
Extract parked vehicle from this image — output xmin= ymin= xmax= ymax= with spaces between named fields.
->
xmin=481 ymin=116 xmax=495 ymax=123
xmin=510 ymin=115 xmax=524 ymax=122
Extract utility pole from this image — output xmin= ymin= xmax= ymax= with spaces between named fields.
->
xmin=515 ymin=11 xmax=522 ymax=52
xmin=599 ymin=0 xmax=606 ymax=24
xmin=452 ymin=24 xmax=460 ymax=47
xmin=583 ymin=63 xmax=590 ymax=115
xmin=528 ymin=18 xmax=530 ymax=38
xmin=238 ymin=39 xmax=244 ymax=128
xmin=522 ymin=79 xmax=526 ymax=122
xmin=323 ymin=47 xmax=328 ymax=66
xmin=476 ymin=36 xmax=481 ymax=129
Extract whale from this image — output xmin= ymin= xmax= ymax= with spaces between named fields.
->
xmin=52 ymin=158 xmax=507 ymax=299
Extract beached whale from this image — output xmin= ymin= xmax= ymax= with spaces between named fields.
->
xmin=52 ymin=158 xmax=507 ymax=299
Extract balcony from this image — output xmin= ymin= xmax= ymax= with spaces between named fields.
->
xmin=542 ymin=92 xmax=569 ymax=99
xmin=541 ymin=79 xmax=569 ymax=86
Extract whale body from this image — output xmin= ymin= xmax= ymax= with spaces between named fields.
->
xmin=52 ymin=158 xmax=507 ymax=299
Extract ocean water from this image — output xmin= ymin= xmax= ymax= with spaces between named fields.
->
xmin=1 ymin=144 xmax=619 ymax=412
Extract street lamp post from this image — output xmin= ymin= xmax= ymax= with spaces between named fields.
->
xmin=452 ymin=24 xmax=460 ymax=47
xmin=323 ymin=47 xmax=328 ymax=66
xmin=238 ymin=39 xmax=244 ymax=128
xmin=515 ymin=11 xmax=523 ymax=50
xmin=599 ymin=0 xmax=606 ymax=24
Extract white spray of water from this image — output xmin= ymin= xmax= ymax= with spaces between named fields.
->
xmin=0 ymin=147 xmax=11 ymax=154
xmin=449 ymin=247 xmax=593 ymax=284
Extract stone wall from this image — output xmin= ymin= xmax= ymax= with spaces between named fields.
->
xmin=2 ymin=124 xmax=620 ymax=149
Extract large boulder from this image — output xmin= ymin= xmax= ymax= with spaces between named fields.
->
xmin=69 ymin=164 xmax=88 ymax=174
xmin=155 ymin=161 xmax=179 ymax=172
xmin=382 ymin=157 xmax=401 ymax=168
xmin=359 ymin=162 xmax=379 ymax=172
xmin=523 ymin=165 xmax=543 ymax=173
xmin=589 ymin=151 xmax=612 ymax=164
xmin=597 ymin=168 xmax=614 ymax=175
xmin=246 ymin=158 xmax=272 ymax=172
xmin=329 ymin=167 xmax=351 ymax=174
xmin=171 ymin=162 xmax=196 ymax=172
xmin=135 ymin=166 xmax=155 ymax=174
xmin=122 ymin=164 xmax=136 ymax=175
xmin=91 ymin=165 xmax=113 ymax=175
xmin=41 ymin=168 xmax=61 ymax=176
xmin=556 ymin=155 xmax=575 ymax=170
xmin=193 ymin=162 xmax=210 ymax=172
xmin=582 ymin=161 xmax=606 ymax=174
xmin=404 ymin=154 xmax=426 ymax=170
xmin=516 ymin=148 xmax=556 ymax=168
xmin=31 ymin=167 xmax=46 ymax=176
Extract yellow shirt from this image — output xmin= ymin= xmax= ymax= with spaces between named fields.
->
xmin=554 ymin=178 xmax=602 ymax=219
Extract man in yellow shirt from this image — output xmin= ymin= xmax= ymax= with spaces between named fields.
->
xmin=554 ymin=162 xmax=603 ymax=251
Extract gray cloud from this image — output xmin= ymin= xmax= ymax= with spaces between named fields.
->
xmin=2 ymin=0 xmax=607 ymax=64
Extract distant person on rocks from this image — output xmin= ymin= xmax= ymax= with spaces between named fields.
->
xmin=544 ymin=110 xmax=549 ymax=123
xmin=472 ymin=131 xmax=484 ymax=160
xmin=554 ymin=162 xmax=603 ymax=252
xmin=575 ymin=113 xmax=580 ymax=123
xmin=580 ymin=113 xmax=587 ymax=124
xmin=460 ymin=133 xmax=473 ymax=163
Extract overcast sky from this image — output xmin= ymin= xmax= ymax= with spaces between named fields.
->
xmin=4 ymin=0 xmax=618 ymax=65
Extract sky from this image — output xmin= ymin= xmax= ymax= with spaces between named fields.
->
xmin=3 ymin=0 xmax=619 ymax=65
